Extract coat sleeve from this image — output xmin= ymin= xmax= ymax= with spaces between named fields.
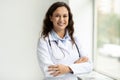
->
xmin=68 ymin=36 xmax=93 ymax=74
xmin=37 ymin=37 xmax=54 ymax=77
xmin=68 ymin=60 xmax=93 ymax=74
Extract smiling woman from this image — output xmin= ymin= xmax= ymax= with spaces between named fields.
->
xmin=49 ymin=6 xmax=69 ymax=34
xmin=37 ymin=1 xmax=93 ymax=80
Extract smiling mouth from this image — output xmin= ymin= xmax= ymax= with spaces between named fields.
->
xmin=57 ymin=23 xmax=65 ymax=26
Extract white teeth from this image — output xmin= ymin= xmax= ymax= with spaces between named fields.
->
xmin=58 ymin=23 xmax=64 ymax=26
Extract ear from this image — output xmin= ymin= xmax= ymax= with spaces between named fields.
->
xmin=49 ymin=16 xmax=52 ymax=22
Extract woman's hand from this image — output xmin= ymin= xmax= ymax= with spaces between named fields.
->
xmin=48 ymin=57 xmax=88 ymax=76
xmin=48 ymin=64 xmax=72 ymax=77
xmin=74 ymin=57 xmax=88 ymax=64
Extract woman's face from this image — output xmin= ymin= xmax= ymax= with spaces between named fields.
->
xmin=50 ymin=6 xmax=69 ymax=32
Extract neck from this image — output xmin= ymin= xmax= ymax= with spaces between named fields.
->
xmin=55 ymin=30 xmax=66 ymax=38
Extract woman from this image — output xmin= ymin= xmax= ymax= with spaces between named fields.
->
xmin=37 ymin=2 xmax=93 ymax=80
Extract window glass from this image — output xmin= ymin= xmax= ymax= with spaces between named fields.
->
xmin=94 ymin=0 xmax=120 ymax=79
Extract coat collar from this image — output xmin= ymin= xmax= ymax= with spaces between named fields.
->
xmin=48 ymin=30 xmax=71 ymax=49
xmin=48 ymin=29 xmax=71 ymax=42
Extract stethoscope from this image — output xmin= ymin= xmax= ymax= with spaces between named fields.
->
xmin=48 ymin=36 xmax=81 ymax=60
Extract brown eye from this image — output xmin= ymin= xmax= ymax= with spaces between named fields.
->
xmin=63 ymin=15 xmax=68 ymax=18
xmin=55 ymin=14 xmax=60 ymax=17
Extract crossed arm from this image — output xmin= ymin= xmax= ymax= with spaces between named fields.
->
xmin=37 ymin=38 xmax=91 ymax=77
xmin=48 ymin=57 xmax=88 ymax=77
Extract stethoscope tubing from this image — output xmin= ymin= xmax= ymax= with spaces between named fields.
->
xmin=48 ymin=37 xmax=81 ymax=58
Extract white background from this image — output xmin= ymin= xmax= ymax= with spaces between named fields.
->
xmin=0 ymin=0 xmax=93 ymax=80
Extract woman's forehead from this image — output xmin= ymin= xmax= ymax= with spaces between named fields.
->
xmin=52 ymin=7 xmax=68 ymax=14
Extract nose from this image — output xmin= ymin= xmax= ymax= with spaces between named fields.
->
xmin=59 ymin=16 xmax=64 ymax=21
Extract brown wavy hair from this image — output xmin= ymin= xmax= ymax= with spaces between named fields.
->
xmin=41 ymin=2 xmax=75 ymax=43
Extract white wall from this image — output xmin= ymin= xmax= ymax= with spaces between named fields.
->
xmin=0 ymin=0 xmax=69 ymax=80
xmin=0 ymin=0 xmax=93 ymax=80
xmin=0 ymin=0 xmax=43 ymax=80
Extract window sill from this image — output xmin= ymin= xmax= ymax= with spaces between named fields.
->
xmin=77 ymin=71 xmax=114 ymax=80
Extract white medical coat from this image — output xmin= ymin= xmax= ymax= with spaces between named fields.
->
xmin=37 ymin=30 xmax=93 ymax=80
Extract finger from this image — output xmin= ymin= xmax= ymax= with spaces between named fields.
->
xmin=48 ymin=65 xmax=58 ymax=68
xmin=74 ymin=60 xmax=79 ymax=63
xmin=74 ymin=60 xmax=78 ymax=63
xmin=48 ymin=67 xmax=59 ymax=72
xmin=80 ymin=57 xmax=85 ymax=61
xmin=80 ymin=57 xmax=86 ymax=60
xmin=50 ymin=70 xmax=60 ymax=76
xmin=53 ymin=71 xmax=60 ymax=76
xmin=74 ymin=57 xmax=88 ymax=63
xmin=82 ymin=57 xmax=88 ymax=61
xmin=74 ymin=58 xmax=82 ymax=63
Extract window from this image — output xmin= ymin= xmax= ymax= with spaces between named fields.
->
xmin=94 ymin=0 xmax=120 ymax=79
